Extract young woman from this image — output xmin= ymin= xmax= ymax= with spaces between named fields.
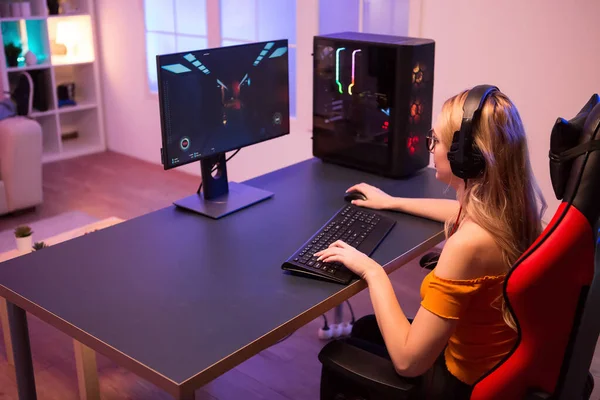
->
xmin=315 ymin=87 xmax=546 ymax=398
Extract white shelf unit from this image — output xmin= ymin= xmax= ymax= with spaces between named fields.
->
xmin=0 ymin=0 xmax=105 ymax=163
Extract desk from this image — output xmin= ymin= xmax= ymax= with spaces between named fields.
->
xmin=0 ymin=217 xmax=124 ymax=398
xmin=0 ymin=159 xmax=453 ymax=400
xmin=0 ymin=217 xmax=124 ymax=264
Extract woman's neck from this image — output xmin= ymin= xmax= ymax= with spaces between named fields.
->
xmin=455 ymin=183 xmax=466 ymax=206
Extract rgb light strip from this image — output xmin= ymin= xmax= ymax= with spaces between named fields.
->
xmin=348 ymin=49 xmax=361 ymax=95
xmin=336 ymin=47 xmax=346 ymax=94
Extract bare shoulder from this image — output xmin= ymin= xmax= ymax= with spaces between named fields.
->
xmin=434 ymin=220 xmax=506 ymax=280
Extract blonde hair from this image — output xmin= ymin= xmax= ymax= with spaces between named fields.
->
xmin=438 ymin=88 xmax=547 ymax=330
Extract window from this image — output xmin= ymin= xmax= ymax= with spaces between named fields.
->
xmin=319 ymin=0 xmax=360 ymax=35
xmin=319 ymin=0 xmax=409 ymax=36
xmin=362 ymin=0 xmax=409 ymax=35
xmin=144 ymin=0 xmax=297 ymax=116
xmin=144 ymin=0 xmax=208 ymax=93
xmin=144 ymin=1 xmax=407 ymax=119
xmin=220 ymin=0 xmax=296 ymax=116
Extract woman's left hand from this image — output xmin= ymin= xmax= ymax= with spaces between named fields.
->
xmin=314 ymin=240 xmax=382 ymax=280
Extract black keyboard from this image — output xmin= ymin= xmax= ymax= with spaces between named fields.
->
xmin=282 ymin=204 xmax=396 ymax=284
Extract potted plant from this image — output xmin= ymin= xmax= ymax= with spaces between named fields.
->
xmin=14 ymin=225 xmax=33 ymax=253
xmin=32 ymin=242 xmax=48 ymax=251
xmin=4 ymin=43 xmax=22 ymax=67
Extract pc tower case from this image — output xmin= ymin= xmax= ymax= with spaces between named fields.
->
xmin=312 ymin=32 xmax=435 ymax=178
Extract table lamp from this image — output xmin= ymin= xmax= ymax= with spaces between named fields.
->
xmin=55 ymin=20 xmax=78 ymax=60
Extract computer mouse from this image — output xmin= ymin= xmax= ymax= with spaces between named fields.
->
xmin=344 ymin=190 xmax=368 ymax=202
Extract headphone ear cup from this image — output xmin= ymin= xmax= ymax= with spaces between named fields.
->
xmin=448 ymin=131 xmax=461 ymax=159
xmin=469 ymin=146 xmax=486 ymax=177
xmin=447 ymin=131 xmax=486 ymax=179
xmin=450 ymin=131 xmax=461 ymax=148
xmin=447 ymin=131 xmax=462 ymax=177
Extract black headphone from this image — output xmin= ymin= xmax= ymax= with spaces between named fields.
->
xmin=447 ymin=84 xmax=500 ymax=180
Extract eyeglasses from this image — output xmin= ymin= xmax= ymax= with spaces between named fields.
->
xmin=426 ymin=129 xmax=439 ymax=153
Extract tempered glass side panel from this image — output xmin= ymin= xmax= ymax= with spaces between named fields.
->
xmin=313 ymin=39 xmax=395 ymax=169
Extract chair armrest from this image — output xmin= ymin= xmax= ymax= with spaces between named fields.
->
xmin=419 ymin=251 xmax=440 ymax=270
xmin=318 ymin=339 xmax=418 ymax=393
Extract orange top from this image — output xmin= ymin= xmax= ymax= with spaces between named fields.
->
xmin=420 ymin=270 xmax=517 ymax=385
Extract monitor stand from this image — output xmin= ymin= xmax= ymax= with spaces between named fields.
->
xmin=173 ymin=153 xmax=273 ymax=219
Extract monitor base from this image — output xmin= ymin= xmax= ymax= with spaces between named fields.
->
xmin=174 ymin=182 xmax=273 ymax=219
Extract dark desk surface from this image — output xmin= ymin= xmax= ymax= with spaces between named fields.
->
xmin=0 ymin=158 xmax=454 ymax=398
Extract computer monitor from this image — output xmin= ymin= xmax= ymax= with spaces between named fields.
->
xmin=156 ymin=39 xmax=290 ymax=219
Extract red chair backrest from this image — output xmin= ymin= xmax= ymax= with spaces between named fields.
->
xmin=471 ymin=95 xmax=600 ymax=400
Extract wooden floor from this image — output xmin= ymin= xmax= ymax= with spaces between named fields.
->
xmin=0 ymin=151 xmax=598 ymax=399
xmin=0 ymin=151 xmax=203 ymax=233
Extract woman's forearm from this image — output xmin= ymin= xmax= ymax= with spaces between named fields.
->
xmin=364 ymin=267 xmax=413 ymax=373
xmin=387 ymin=198 xmax=459 ymax=223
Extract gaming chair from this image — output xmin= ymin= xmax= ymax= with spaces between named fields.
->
xmin=317 ymin=94 xmax=600 ymax=399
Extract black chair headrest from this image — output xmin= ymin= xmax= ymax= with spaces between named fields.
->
xmin=550 ymin=94 xmax=600 ymax=226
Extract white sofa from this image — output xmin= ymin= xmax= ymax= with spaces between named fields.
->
xmin=0 ymin=117 xmax=43 ymax=215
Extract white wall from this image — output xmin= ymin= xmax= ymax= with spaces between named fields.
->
xmin=408 ymin=0 xmax=600 ymax=218
xmin=97 ymin=0 xmax=600 ymax=218
xmin=95 ymin=0 xmax=315 ymax=182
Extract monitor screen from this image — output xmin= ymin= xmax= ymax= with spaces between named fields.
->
xmin=157 ymin=40 xmax=290 ymax=169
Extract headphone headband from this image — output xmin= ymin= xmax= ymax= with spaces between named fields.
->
xmin=447 ymin=84 xmax=500 ymax=180
xmin=462 ymin=85 xmax=499 ymax=121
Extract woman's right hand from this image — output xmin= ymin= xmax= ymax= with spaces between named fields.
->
xmin=346 ymin=183 xmax=395 ymax=210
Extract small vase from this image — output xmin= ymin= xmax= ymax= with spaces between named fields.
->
xmin=10 ymin=3 xmax=21 ymax=17
xmin=16 ymin=236 xmax=33 ymax=253
xmin=20 ymin=2 xmax=31 ymax=17
xmin=25 ymin=51 xmax=37 ymax=66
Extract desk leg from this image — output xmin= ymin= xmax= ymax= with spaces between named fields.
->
xmin=73 ymin=340 xmax=100 ymax=400
xmin=0 ymin=298 xmax=15 ymax=365
xmin=6 ymin=301 xmax=37 ymax=400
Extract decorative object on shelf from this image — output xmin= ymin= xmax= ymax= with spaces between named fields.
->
xmin=4 ymin=43 xmax=22 ymax=67
xmin=59 ymin=0 xmax=80 ymax=14
xmin=47 ymin=0 xmax=59 ymax=15
xmin=24 ymin=50 xmax=37 ymax=66
xmin=32 ymin=241 xmax=48 ymax=251
xmin=9 ymin=2 xmax=21 ymax=17
xmin=49 ymin=15 xmax=94 ymax=64
xmin=0 ymin=3 xmax=10 ymax=18
xmin=50 ymin=40 xmax=67 ymax=56
xmin=20 ymin=1 xmax=31 ymax=17
xmin=61 ymin=129 xmax=79 ymax=141
xmin=57 ymin=82 xmax=76 ymax=107
xmin=55 ymin=20 xmax=78 ymax=56
xmin=14 ymin=225 xmax=33 ymax=253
